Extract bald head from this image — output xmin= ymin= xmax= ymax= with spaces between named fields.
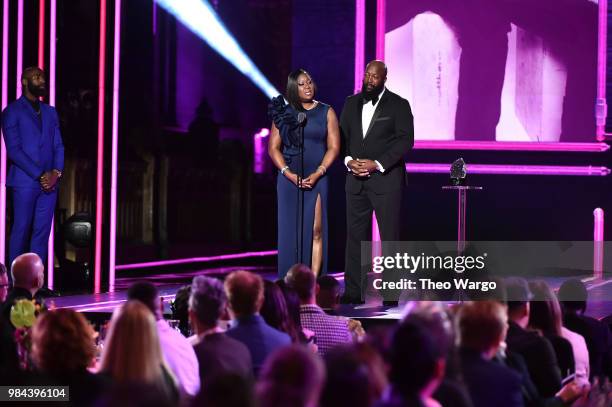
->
xmin=11 ymin=253 xmax=44 ymax=294
xmin=22 ymin=66 xmax=44 ymax=81
xmin=362 ymin=60 xmax=387 ymax=99
xmin=366 ymin=60 xmax=387 ymax=78
xmin=285 ymin=264 xmax=316 ymax=303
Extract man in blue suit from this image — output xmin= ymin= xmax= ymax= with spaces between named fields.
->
xmin=1 ymin=67 xmax=64 ymax=280
xmin=223 ymin=270 xmax=291 ymax=376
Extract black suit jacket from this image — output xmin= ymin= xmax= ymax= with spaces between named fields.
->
xmin=460 ymin=347 xmax=524 ymax=407
xmin=340 ymin=89 xmax=414 ymax=194
xmin=193 ymin=332 xmax=253 ymax=385
xmin=506 ymin=322 xmax=562 ymax=398
xmin=545 ymin=334 xmax=575 ymax=378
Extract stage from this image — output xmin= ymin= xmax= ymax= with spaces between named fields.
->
xmin=50 ymin=259 xmax=612 ymax=329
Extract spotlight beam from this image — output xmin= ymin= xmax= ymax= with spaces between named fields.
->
xmin=156 ymin=0 xmax=279 ymax=98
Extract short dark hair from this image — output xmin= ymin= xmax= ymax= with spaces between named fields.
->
xmin=127 ymin=282 xmax=159 ymax=315
xmin=285 ymin=69 xmax=316 ymax=111
xmin=21 ymin=66 xmax=44 ymax=81
xmin=257 ymin=345 xmax=325 ymax=407
xmin=457 ymin=301 xmax=507 ymax=352
xmin=389 ymin=313 xmax=449 ymax=397
xmin=505 ymin=277 xmax=533 ymax=314
xmin=189 ymin=276 xmax=226 ymax=326
xmin=285 ymin=264 xmax=315 ymax=301
xmin=224 ymin=271 xmax=264 ymax=316
xmin=557 ymin=279 xmax=588 ymax=313
xmin=317 ymin=275 xmax=339 ymax=292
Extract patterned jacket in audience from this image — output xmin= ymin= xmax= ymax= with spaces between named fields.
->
xmin=300 ymin=304 xmax=352 ymax=355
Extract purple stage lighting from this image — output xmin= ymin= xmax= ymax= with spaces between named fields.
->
xmin=593 ymin=208 xmax=604 ymax=280
xmin=254 ymin=128 xmax=270 ymax=174
xmin=116 ymin=250 xmax=278 ymax=271
xmin=0 ymin=0 xmax=9 ymax=264
xmin=109 ymin=0 xmax=122 ymax=292
xmin=156 ymin=0 xmax=278 ymax=98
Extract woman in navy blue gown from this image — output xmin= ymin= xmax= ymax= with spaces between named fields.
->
xmin=268 ymin=69 xmax=340 ymax=278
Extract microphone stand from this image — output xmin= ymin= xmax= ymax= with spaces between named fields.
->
xmin=295 ymin=112 xmax=306 ymax=265
xmin=295 ymin=145 xmax=300 ymax=265
xmin=299 ymin=120 xmax=305 ymax=264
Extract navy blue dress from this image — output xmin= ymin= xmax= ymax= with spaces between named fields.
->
xmin=271 ymin=100 xmax=329 ymax=278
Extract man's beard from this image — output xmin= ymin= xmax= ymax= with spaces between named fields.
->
xmin=27 ymin=82 xmax=45 ymax=97
xmin=361 ymin=82 xmax=384 ymax=101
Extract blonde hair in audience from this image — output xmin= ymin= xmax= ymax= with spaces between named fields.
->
xmin=100 ymin=301 xmax=172 ymax=386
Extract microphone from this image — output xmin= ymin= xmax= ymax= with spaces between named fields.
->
xmin=297 ymin=112 xmax=307 ymax=126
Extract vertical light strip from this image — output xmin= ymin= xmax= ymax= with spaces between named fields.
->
xmin=595 ymin=0 xmax=607 ymax=141
xmin=354 ymin=0 xmax=365 ymax=93
xmin=38 ymin=0 xmax=45 ymax=69
xmin=593 ymin=208 xmax=604 ymax=280
xmin=375 ymin=0 xmax=385 ymax=60
xmin=109 ymin=0 xmax=121 ymax=292
xmin=94 ymin=0 xmax=107 ymax=293
xmin=38 ymin=0 xmax=50 ymax=284
xmin=0 ymin=0 xmax=10 ymax=265
xmin=49 ymin=0 xmax=56 ymax=104
xmin=16 ymin=0 xmax=23 ymax=98
xmin=47 ymin=0 xmax=56 ymax=289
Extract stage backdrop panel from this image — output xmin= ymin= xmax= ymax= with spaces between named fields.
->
xmin=385 ymin=0 xmax=599 ymax=142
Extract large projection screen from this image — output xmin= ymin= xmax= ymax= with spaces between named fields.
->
xmin=384 ymin=0 xmax=599 ymax=143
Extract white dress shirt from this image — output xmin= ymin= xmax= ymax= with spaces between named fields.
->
xmin=157 ymin=319 xmax=201 ymax=396
xmin=561 ymin=326 xmax=590 ymax=382
xmin=344 ymin=88 xmax=386 ymax=172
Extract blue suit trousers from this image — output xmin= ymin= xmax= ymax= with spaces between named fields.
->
xmin=9 ymin=187 xmax=57 ymax=274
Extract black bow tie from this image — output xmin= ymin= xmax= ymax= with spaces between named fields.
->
xmin=364 ymin=95 xmax=379 ymax=106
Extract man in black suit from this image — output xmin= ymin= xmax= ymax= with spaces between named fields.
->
xmin=505 ymin=278 xmax=562 ymax=398
xmin=558 ymin=279 xmax=612 ymax=379
xmin=457 ymin=301 xmax=524 ymax=407
xmin=339 ymin=60 xmax=414 ymax=305
xmin=188 ymin=275 xmax=252 ymax=386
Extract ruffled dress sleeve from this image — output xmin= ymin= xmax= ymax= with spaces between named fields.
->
xmin=267 ymin=95 xmax=300 ymax=163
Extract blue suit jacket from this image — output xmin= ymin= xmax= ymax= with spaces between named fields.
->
xmin=225 ymin=314 xmax=291 ymax=376
xmin=1 ymin=96 xmax=64 ymax=188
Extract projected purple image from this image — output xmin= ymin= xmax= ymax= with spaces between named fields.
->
xmin=385 ymin=0 xmax=598 ymax=142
